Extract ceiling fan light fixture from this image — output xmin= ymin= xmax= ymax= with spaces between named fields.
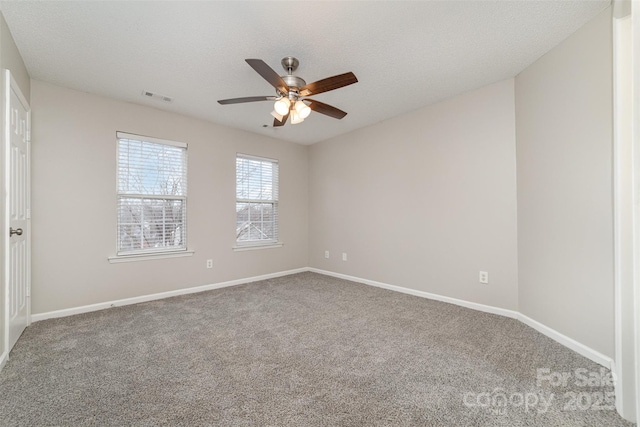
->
xmin=295 ymin=100 xmax=311 ymax=119
xmin=270 ymin=110 xmax=283 ymax=121
xmin=274 ymin=97 xmax=291 ymax=115
xmin=290 ymin=110 xmax=304 ymax=125
xmin=218 ymin=57 xmax=357 ymax=126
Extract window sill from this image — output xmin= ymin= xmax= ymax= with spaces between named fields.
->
xmin=108 ymin=250 xmax=195 ymax=263
xmin=232 ymin=242 xmax=283 ymax=252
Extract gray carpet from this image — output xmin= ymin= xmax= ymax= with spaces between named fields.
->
xmin=0 ymin=272 xmax=634 ymax=426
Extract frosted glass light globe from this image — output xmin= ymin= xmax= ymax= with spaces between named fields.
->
xmin=274 ymin=98 xmax=291 ymax=115
xmin=295 ymin=100 xmax=311 ymax=119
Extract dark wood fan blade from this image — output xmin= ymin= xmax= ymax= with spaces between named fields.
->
xmin=273 ymin=111 xmax=289 ymax=127
xmin=246 ymin=59 xmax=289 ymax=93
xmin=306 ymin=99 xmax=347 ymax=119
xmin=299 ymin=72 xmax=357 ymax=96
xmin=218 ymin=96 xmax=275 ymax=105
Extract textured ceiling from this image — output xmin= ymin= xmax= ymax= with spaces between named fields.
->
xmin=0 ymin=1 xmax=609 ymax=145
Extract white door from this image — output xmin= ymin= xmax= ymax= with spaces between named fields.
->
xmin=4 ymin=70 xmax=30 ymax=352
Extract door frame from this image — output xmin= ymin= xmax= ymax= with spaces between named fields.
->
xmin=2 ymin=69 xmax=31 ymax=364
xmin=634 ymin=4 xmax=640 ymax=419
xmin=613 ymin=2 xmax=640 ymax=422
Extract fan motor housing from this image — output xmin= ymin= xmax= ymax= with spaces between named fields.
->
xmin=282 ymin=74 xmax=306 ymax=90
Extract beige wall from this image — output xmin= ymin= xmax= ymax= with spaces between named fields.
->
xmin=0 ymin=14 xmax=29 ymax=101
xmin=30 ymin=80 xmax=308 ymax=314
xmin=0 ymin=12 xmax=30 ymax=359
xmin=515 ymin=8 xmax=614 ymax=357
xmin=308 ymin=79 xmax=519 ymax=311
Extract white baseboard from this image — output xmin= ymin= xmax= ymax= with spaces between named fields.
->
xmin=29 ymin=266 xmax=614 ymax=372
xmin=517 ymin=313 xmax=614 ymax=369
xmin=309 ymin=268 xmax=614 ymax=370
xmin=0 ymin=350 xmax=7 ymax=372
xmin=308 ymin=268 xmax=519 ymax=319
xmin=31 ymin=267 xmax=308 ymax=322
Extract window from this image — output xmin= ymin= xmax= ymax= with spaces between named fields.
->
xmin=116 ymin=132 xmax=187 ymax=256
xmin=236 ymin=154 xmax=279 ymax=246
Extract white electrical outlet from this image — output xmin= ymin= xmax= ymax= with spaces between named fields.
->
xmin=342 ymin=253 xmax=347 ymax=261
xmin=479 ymin=271 xmax=489 ymax=284
xmin=325 ymin=250 xmax=330 ymax=259
xmin=206 ymin=259 xmax=213 ymax=269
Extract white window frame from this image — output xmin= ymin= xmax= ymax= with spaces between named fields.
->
xmin=234 ymin=153 xmax=281 ymax=250
xmin=111 ymin=132 xmax=191 ymax=261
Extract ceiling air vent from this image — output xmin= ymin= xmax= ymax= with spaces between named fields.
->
xmin=141 ymin=90 xmax=173 ymax=103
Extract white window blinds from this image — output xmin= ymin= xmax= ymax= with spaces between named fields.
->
xmin=116 ymin=132 xmax=187 ymax=255
xmin=236 ymin=154 xmax=279 ymax=245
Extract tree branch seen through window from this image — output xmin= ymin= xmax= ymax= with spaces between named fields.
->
xmin=116 ymin=133 xmax=188 ymax=255
xmin=236 ymin=155 xmax=278 ymax=245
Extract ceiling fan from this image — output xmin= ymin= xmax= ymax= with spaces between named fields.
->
xmin=218 ymin=57 xmax=358 ymax=127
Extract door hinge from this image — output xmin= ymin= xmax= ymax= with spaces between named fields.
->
xmin=26 ymin=209 xmax=31 ymax=219
xmin=26 ymin=287 xmax=30 ymax=297
xmin=26 ymin=129 xmax=30 ymax=143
